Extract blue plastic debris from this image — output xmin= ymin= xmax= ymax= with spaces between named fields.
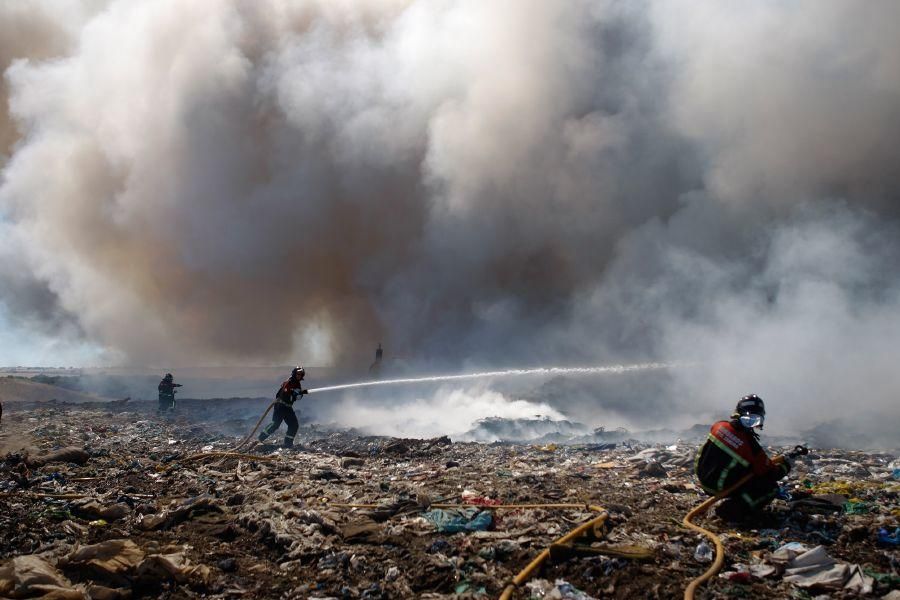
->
xmin=776 ymin=485 xmax=792 ymax=501
xmin=422 ymin=507 xmax=492 ymax=533
xmin=877 ymin=527 xmax=900 ymax=547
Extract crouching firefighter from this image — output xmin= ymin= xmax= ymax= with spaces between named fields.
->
xmin=258 ymin=366 xmax=308 ymax=448
xmin=694 ymin=394 xmax=793 ymax=522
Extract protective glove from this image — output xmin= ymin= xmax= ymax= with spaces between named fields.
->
xmin=299 ymin=389 xmax=309 ymax=395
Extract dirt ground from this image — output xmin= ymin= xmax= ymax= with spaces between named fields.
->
xmin=1 ymin=397 xmax=898 ymax=599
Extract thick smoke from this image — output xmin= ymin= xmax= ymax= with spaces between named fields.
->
xmin=1 ymin=1 xmax=899 ymax=443
xmin=311 ymin=385 xmax=567 ymax=440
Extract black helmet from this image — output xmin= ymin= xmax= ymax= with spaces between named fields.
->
xmin=734 ymin=394 xmax=765 ymax=429
xmin=291 ymin=366 xmax=305 ymax=380
xmin=164 ymin=373 xmax=173 ymax=381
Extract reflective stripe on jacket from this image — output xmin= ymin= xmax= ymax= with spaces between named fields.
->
xmin=694 ymin=420 xmax=789 ymax=493
xmin=275 ymin=379 xmax=305 ymax=406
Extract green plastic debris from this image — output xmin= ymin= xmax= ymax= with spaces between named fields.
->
xmin=422 ymin=507 xmax=492 ymax=533
xmin=842 ymin=500 xmax=870 ymax=515
xmin=864 ymin=568 xmax=900 ymax=588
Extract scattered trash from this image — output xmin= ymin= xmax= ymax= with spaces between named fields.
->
xmin=25 ymin=447 xmax=91 ymax=468
xmin=525 ymin=578 xmax=598 ymax=600
xmin=1 ymin=400 xmax=895 ymax=599
xmin=877 ymin=527 xmax=900 ymax=547
xmin=693 ymin=541 xmax=713 ymax=563
xmin=842 ymin=499 xmax=870 ymax=515
xmin=422 ymin=508 xmax=492 ymax=533
xmin=62 ymin=538 xmax=145 ymax=584
xmin=0 ymin=555 xmax=79 ymax=599
xmin=780 ymin=545 xmax=873 ymax=593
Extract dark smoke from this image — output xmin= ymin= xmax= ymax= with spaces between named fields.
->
xmin=1 ymin=1 xmax=899 ymax=443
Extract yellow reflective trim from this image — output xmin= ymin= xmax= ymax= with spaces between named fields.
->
xmin=708 ymin=434 xmax=750 ymax=467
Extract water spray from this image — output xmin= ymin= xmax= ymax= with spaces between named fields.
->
xmin=226 ymin=361 xmax=680 ymax=451
xmin=306 ymin=361 xmax=677 ymax=394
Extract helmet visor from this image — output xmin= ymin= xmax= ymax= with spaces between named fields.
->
xmin=739 ymin=413 xmax=764 ymax=429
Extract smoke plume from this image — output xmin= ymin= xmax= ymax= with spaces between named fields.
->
xmin=2 ymin=1 xmax=899 ymax=443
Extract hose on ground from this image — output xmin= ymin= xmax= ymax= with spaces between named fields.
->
xmin=328 ymin=502 xmax=601 ymax=511
xmin=498 ymin=505 xmax=608 ymax=600
xmin=171 ymin=402 xmax=275 ymax=465
xmin=329 ymin=500 xmax=608 ymax=600
xmin=230 ymin=401 xmax=275 ymax=451
xmin=682 ymin=454 xmax=789 ymax=600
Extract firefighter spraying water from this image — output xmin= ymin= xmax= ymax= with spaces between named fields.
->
xmin=255 ymin=366 xmax=308 ymax=448
xmin=230 ymin=361 xmax=678 ymax=452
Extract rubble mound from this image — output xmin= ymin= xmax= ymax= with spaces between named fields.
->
xmin=461 ymin=416 xmax=591 ymax=443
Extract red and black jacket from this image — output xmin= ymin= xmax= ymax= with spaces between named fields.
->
xmin=275 ymin=379 xmax=306 ymax=406
xmin=694 ymin=419 xmax=789 ymax=494
xmin=158 ymin=379 xmax=181 ymax=396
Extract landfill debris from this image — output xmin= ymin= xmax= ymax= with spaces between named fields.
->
xmin=0 ymin=555 xmax=82 ymax=599
xmin=25 ymin=447 xmax=91 ymax=468
xmin=693 ymin=541 xmax=714 ymax=563
xmin=770 ymin=543 xmax=876 ymax=593
xmin=525 ymin=578 xmax=598 ymax=599
xmin=423 ymin=507 xmax=493 ymax=533
xmin=878 ymin=528 xmax=900 ymax=547
xmin=0 ymin=397 xmax=897 ymax=598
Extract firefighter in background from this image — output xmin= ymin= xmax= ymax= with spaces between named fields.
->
xmin=369 ymin=343 xmax=383 ymax=377
xmin=258 ymin=366 xmax=307 ymax=448
xmin=694 ymin=394 xmax=792 ymax=522
xmin=157 ymin=373 xmax=182 ymax=413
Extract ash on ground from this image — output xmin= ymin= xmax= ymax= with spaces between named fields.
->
xmin=1 ymin=398 xmax=898 ymax=599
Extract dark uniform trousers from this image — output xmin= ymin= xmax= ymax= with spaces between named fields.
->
xmin=258 ymin=403 xmax=299 ymax=447
xmin=158 ymin=391 xmax=176 ymax=412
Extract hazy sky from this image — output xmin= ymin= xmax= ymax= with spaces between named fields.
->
xmin=1 ymin=1 xmax=899 ymax=439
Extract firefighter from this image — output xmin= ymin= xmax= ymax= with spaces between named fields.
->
xmin=694 ymin=394 xmax=791 ymax=522
xmin=258 ymin=365 xmax=307 ymax=448
xmin=157 ymin=373 xmax=182 ymax=413
xmin=368 ymin=343 xmax=383 ymax=376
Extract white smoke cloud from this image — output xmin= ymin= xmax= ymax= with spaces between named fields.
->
xmin=567 ymin=203 xmax=900 ymax=440
xmin=651 ymin=1 xmax=900 ymax=211
xmin=314 ymin=385 xmax=566 ymax=439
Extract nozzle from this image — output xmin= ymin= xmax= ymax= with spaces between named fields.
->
xmin=788 ymin=445 xmax=809 ymax=459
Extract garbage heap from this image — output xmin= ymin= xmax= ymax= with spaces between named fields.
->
xmin=1 ymin=405 xmax=898 ymax=599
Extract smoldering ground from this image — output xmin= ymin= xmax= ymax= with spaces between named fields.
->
xmin=1 ymin=1 xmax=899 ymax=445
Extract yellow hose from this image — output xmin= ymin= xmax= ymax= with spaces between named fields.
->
xmin=683 ymin=456 xmax=787 ymax=600
xmin=230 ymin=401 xmax=275 ymax=451
xmin=171 ymin=401 xmax=276 ymax=465
xmin=681 ymin=478 xmax=748 ymax=600
xmin=328 ymin=500 xmax=608 ymax=600
xmin=498 ymin=505 xmax=608 ymax=600
xmin=329 ymin=502 xmax=600 ymax=511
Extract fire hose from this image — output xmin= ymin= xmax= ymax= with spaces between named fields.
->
xmin=172 ymin=402 xmax=275 ymax=465
xmin=682 ymin=445 xmax=808 ymax=600
xmin=497 ymin=506 xmax=609 ymax=600
xmin=230 ymin=401 xmax=275 ymax=451
xmin=181 ymin=403 xmax=810 ymax=599
xmin=329 ymin=501 xmax=614 ymax=600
